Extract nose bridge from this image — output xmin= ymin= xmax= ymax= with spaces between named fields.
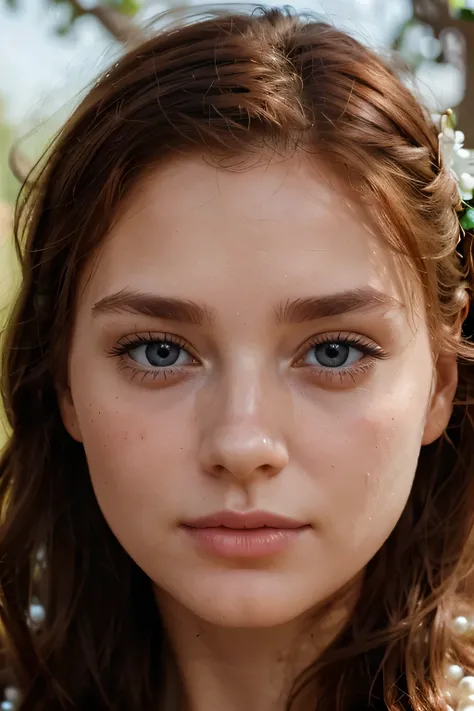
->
xmin=214 ymin=352 xmax=278 ymax=429
xmin=197 ymin=353 xmax=290 ymax=479
xmin=230 ymin=355 xmax=262 ymax=422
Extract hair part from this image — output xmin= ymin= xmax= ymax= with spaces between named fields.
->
xmin=1 ymin=7 xmax=474 ymax=711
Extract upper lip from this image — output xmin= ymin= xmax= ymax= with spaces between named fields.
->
xmin=183 ymin=511 xmax=308 ymax=530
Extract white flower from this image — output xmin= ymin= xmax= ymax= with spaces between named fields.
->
xmin=437 ymin=111 xmax=474 ymax=201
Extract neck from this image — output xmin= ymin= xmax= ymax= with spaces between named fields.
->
xmin=156 ymin=587 xmax=357 ymax=711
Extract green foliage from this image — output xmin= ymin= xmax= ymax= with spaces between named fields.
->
xmin=0 ymin=231 xmax=19 ymax=448
xmin=460 ymin=207 xmax=474 ymax=230
xmin=456 ymin=9 xmax=474 ymax=21
xmin=449 ymin=0 xmax=474 ymax=21
xmin=0 ymin=110 xmax=20 ymax=444
xmin=0 ymin=102 xmax=19 ymax=206
xmin=103 ymin=0 xmax=139 ymax=16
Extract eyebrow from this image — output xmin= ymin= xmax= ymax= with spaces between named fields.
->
xmin=92 ymin=289 xmax=216 ymax=326
xmin=275 ymin=287 xmax=403 ymax=324
xmin=92 ymin=286 xmax=403 ymax=326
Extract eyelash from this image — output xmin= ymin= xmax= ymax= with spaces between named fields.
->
xmin=107 ymin=331 xmax=389 ymax=385
xmin=106 ymin=332 xmax=198 ymax=383
xmin=294 ymin=332 xmax=389 ymax=383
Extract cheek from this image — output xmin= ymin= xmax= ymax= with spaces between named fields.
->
xmin=71 ymin=389 xmax=192 ymax=522
xmin=295 ymin=377 xmax=431 ymax=549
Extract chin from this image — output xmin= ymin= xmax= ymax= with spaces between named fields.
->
xmin=185 ymin=596 xmax=306 ymax=628
xmin=158 ymin=571 xmax=324 ymax=628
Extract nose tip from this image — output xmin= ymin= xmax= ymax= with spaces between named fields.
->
xmin=201 ymin=429 xmax=289 ymax=481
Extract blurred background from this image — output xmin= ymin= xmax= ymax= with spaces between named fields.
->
xmin=0 ymin=0 xmax=474 ymax=440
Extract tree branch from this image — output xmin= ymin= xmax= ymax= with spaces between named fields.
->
xmin=9 ymin=0 xmax=145 ymax=183
xmin=68 ymin=0 xmax=145 ymax=45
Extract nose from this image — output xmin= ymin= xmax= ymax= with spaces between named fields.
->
xmin=197 ymin=368 xmax=290 ymax=482
xmin=200 ymin=427 xmax=289 ymax=481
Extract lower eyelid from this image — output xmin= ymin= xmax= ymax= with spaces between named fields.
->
xmin=117 ymin=359 xmax=189 ymax=381
xmin=297 ymin=359 xmax=377 ymax=384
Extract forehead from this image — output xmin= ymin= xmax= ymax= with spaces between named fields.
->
xmin=83 ymin=153 xmax=412 ymax=311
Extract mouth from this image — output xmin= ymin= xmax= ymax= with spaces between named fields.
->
xmin=183 ymin=510 xmax=309 ymax=530
xmin=181 ymin=510 xmax=311 ymax=559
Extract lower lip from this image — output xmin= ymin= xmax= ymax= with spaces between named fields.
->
xmin=182 ymin=526 xmax=309 ymax=558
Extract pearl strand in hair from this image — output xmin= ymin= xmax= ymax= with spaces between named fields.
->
xmin=1 ymin=609 xmax=473 ymax=710
xmin=444 ymin=615 xmax=474 ymax=711
xmin=0 ymin=602 xmax=45 ymax=710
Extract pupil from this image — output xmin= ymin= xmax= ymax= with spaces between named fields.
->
xmin=157 ymin=344 xmax=171 ymax=358
xmin=325 ymin=343 xmax=340 ymax=360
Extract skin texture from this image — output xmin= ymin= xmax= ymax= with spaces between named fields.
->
xmin=60 ymin=153 xmax=457 ymax=711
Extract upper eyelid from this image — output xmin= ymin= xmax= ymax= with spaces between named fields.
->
xmin=120 ymin=330 xmax=379 ymax=344
xmin=120 ymin=331 xmax=196 ymax=353
xmin=295 ymin=331 xmax=382 ymax=354
xmin=118 ymin=331 xmax=185 ymax=345
xmin=115 ymin=331 xmax=383 ymax=360
xmin=123 ymin=334 xmax=202 ymax=369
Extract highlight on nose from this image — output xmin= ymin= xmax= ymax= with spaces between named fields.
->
xmin=200 ymin=428 xmax=290 ymax=481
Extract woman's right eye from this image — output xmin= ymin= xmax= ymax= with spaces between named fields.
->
xmin=127 ymin=339 xmax=195 ymax=368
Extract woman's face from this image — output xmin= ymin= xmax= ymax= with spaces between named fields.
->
xmin=62 ymin=154 xmax=456 ymax=627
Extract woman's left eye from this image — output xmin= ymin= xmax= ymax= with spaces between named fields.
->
xmin=301 ymin=341 xmax=364 ymax=369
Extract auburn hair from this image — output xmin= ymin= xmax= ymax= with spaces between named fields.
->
xmin=1 ymin=7 xmax=473 ymax=711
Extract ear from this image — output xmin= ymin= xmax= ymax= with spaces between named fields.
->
xmin=58 ymin=386 xmax=83 ymax=442
xmin=422 ymin=352 xmax=458 ymax=445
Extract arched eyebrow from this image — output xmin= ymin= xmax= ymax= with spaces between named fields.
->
xmin=92 ymin=289 xmax=216 ymax=326
xmin=275 ymin=287 xmax=403 ymax=324
xmin=92 ymin=286 xmax=403 ymax=326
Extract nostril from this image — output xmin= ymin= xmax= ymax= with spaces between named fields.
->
xmin=211 ymin=464 xmax=227 ymax=477
xmin=209 ymin=462 xmax=280 ymax=479
xmin=260 ymin=464 xmax=277 ymax=475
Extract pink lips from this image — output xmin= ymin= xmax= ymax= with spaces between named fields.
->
xmin=181 ymin=511 xmax=310 ymax=559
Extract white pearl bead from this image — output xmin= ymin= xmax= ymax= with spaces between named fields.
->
xmin=28 ymin=603 xmax=45 ymax=625
xmin=459 ymin=698 xmax=474 ymax=711
xmin=445 ymin=664 xmax=465 ymax=683
xmin=4 ymin=687 xmax=20 ymax=703
xmin=459 ymin=677 xmax=474 ymax=697
xmin=452 ymin=616 xmax=470 ymax=636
